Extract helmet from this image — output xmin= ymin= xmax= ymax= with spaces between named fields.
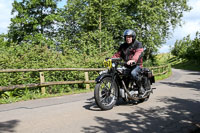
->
xmin=123 ymin=29 xmax=136 ymax=40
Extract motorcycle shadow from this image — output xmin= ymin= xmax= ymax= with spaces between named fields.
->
xmin=116 ymin=98 xmax=139 ymax=106
xmin=83 ymin=97 xmax=138 ymax=111
xmin=83 ymin=97 xmax=102 ymax=111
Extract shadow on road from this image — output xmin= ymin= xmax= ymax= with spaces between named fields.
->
xmin=160 ymin=80 xmax=200 ymax=91
xmin=81 ymin=97 xmax=200 ymax=133
xmin=83 ymin=97 xmax=102 ymax=111
xmin=0 ymin=120 xmax=20 ymax=133
xmin=188 ymin=72 xmax=200 ymax=76
xmin=83 ymin=97 xmax=138 ymax=111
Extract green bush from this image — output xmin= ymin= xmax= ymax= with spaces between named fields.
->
xmin=0 ymin=41 xmax=110 ymax=100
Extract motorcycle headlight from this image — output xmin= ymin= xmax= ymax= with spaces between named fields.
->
xmin=112 ymin=63 xmax=116 ymax=68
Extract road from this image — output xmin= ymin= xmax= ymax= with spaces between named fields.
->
xmin=0 ymin=69 xmax=200 ymax=133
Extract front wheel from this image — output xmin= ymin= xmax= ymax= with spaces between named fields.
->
xmin=94 ymin=77 xmax=118 ymax=110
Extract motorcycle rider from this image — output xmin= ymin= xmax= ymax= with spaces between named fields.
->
xmin=112 ymin=29 xmax=145 ymax=96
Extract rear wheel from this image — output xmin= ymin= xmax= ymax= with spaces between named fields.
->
xmin=139 ymin=79 xmax=151 ymax=103
xmin=94 ymin=77 xmax=118 ymax=110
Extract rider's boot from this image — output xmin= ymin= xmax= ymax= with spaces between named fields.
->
xmin=136 ymin=81 xmax=145 ymax=98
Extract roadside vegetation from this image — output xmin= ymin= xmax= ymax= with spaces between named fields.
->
xmin=170 ymin=32 xmax=200 ymax=72
xmin=0 ymin=52 xmax=172 ymax=104
xmin=0 ymin=0 xmax=191 ymax=103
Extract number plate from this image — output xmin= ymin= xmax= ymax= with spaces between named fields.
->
xmin=103 ymin=59 xmax=112 ymax=69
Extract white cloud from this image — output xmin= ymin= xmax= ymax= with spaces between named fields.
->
xmin=161 ymin=0 xmax=200 ymax=53
xmin=0 ymin=0 xmax=13 ymax=34
xmin=184 ymin=0 xmax=200 ymax=21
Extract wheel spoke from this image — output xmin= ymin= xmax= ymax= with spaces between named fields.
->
xmin=102 ymin=80 xmax=113 ymax=90
xmin=100 ymin=96 xmax=107 ymax=103
xmin=104 ymin=97 xmax=110 ymax=105
xmin=110 ymin=92 xmax=116 ymax=97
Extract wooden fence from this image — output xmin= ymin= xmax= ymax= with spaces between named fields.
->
xmin=0 ymin=65 xmax=170 ymax=93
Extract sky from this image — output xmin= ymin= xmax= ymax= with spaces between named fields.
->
xmin=0 ymin=0 xmax=199 ymax=53
xmin=159 ymin=0 xmax=200 ymax=53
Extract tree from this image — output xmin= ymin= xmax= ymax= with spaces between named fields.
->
xmin=60 ymin=0 xmax=123 ymax=54
xmin=61 ymin=0 xmax=191 ymax=59
xmin=8 ymin=0 xmax=61 ymax=44
xmin=171 ymin=35 xmax=192 ymax=58
xmin=171 ymin=31 xmax=200 ymax=62
xmin=7 ymin=0 xmax=191 ymax=60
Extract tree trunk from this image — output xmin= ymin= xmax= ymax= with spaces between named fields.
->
xmin=99 ymin=0 xmax=102 ymax=53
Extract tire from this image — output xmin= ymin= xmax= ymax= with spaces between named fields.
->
xmin=94 ymin=77 xmax=118 ymax=110
xmin=139 ymin=79 xmax=151 ymax=103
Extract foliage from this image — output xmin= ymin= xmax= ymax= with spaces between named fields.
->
xmin=0 ymin=41 xmax=171 ymax=103
xmin=0 ymin=41 xmax=108 ymax=101
xmin=8 ymin=0 xmax=62 ymax=44
xmin=61 ymin=0 xmax=191 ymax=59
xmin=7 ymin=0 xmax=191 ymax=59
xmin=171 ymin=32 xmax=200 ymax=62
xmin=0 ymin=0 xmax=191 ymax=103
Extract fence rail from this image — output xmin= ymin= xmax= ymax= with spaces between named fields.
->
xmin=0 ymin=65 xmax=170 ymax=92
xmin=0 ymin=68 xmax=106 ymax=73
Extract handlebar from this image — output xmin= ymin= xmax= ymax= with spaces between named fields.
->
xmin=111 ymin=58 xmax=136 ymax=67
xmin=110 ymin=58 xmax=122 ymax=62
xmin=104 ymin=58 xmax=139 ymax=69
xmin=119 ymin=62 xmax=136 ymax=67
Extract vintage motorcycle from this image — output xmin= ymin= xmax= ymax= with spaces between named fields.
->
xmin=94 ymin=58 xmax=155 ymax=110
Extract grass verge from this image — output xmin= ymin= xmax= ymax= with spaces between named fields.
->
xmin=0 ymin=88 xmax=93 ymax=104
xmin=0 ymin=69 xmax=172 ymax=104
xmin=172 ymin=60 xmax=200 ymax=71
xmin=155 ymin=68 xmax=172 ymax=81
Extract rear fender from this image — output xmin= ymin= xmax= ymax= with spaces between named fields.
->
xmin=149 ymin=76 xmax=155 ymax=84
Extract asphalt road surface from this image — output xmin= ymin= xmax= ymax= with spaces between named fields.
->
xmin=0 ymin=69 xmax=200 ymax=133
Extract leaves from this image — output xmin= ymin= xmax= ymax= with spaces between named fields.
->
xmin=8 ymin=0 xmax=61 ymax=44
xmin=0 ymin=0 xmax=192 ymax=101
xmin=171 ymin=32 xmax=200 ymax=62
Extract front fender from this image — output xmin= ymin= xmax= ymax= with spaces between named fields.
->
xmin=95 ymin=74 xmax=112 ymax=83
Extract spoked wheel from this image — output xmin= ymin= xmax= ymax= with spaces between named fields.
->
xmin=94 ymin=77 xmax=118 ymax=110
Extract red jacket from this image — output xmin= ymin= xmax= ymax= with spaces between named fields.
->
xmin=112 ymin=40 xmax=143 ymax=67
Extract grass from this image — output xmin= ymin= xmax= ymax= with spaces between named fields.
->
xmin=172 ymin=60 xmax=200 ymax=71
xmin=0 ymin=87 xmax=93 ymax=104
xmin=1 ymin=54 xmax=198 ymax=104
xmin=0 ymin=53 xmax=174 ymax=104
xmin=0 ymin=68 xmax=172 ymax=104
xmin=155 ymin=67 xmax=172 ymax=81
xmin=168 ymin=55 xmax=200 ymax=71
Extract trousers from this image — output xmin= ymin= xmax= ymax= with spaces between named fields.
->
xmin=131 ymin=65 xmax=141 ymax=81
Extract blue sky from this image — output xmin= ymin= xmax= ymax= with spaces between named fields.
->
xmin=160 ymin=0 xmax=200 ymax=53
xmin=0 ymin=0 xmax=200 ymax=53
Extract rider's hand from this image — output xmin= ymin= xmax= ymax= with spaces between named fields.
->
xmin=127 ymin=60 xmax=135 ymax=65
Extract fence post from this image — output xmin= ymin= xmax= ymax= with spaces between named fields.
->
xmin=39 ymin=72 xmax=46 ymax=94
xmin=84 ymin=72 xmax=90 ymax=89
